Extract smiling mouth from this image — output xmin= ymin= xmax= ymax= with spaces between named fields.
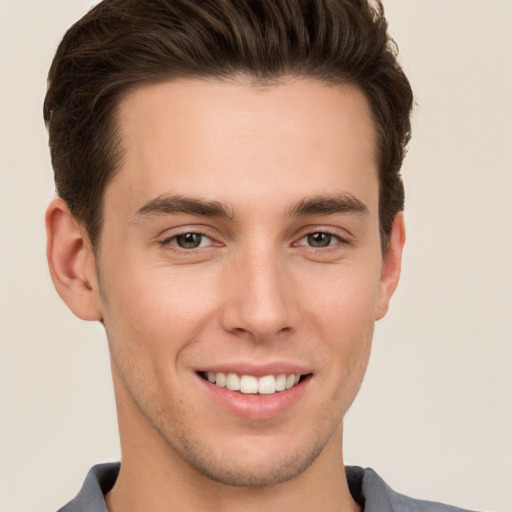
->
xmin=199 ymin=371 xmax=308 ymax=395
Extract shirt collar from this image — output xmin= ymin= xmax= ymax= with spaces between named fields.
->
xmin=60 ymin=463 xmax=396 ymax=512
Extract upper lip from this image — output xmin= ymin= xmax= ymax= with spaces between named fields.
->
xmin=195 ymin=361 xmax=312 ymax=377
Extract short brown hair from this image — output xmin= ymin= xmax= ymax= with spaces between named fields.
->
xmin=44 ymin=0 xmax=413 ymax=251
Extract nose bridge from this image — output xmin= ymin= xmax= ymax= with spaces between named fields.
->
xmin=221 ymin=240 xmax=296 ymax=340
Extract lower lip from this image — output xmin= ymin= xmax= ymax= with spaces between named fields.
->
xmin=197 ymin=374 xmax=311 ymax=420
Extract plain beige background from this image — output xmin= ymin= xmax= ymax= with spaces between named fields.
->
xmin=1 ymin=1 xmax=511 ymax=511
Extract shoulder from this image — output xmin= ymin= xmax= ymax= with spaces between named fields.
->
xmin=346 ymin=466 xmax=480 ymax=512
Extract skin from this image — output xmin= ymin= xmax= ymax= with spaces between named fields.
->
xmin=46 ymin=78 xmax=405 ymax=512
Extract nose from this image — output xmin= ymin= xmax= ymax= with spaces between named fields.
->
xmin=220 ymin=247 xmax=299 ymax=342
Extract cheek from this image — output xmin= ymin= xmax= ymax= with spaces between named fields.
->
xmin=302 ymin=265 xmax=379 ymax=382
xmin=100 ymin=266 xmax=218 ymax=357
xmin=302 ymin=259 xmax=382 ymax=328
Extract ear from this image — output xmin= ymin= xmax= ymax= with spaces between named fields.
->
xmin=375 ymin=212 xmax=406 ymax=320
xmin=45 ymin=198 xmax=103 ymax=321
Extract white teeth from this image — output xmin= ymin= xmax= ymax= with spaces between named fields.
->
xmin=206 ymin=371 xmax=303 ymax=394
xmin=285 ymin=374 xmax=295 ymax=389
xmin=216 ymin=372 xmax=226 ymax=387
xmin=275 ymin=374 xmax=286 ymax=391
xmin=226 ymin=373 xmax=241 ymax=391
xmin=240 ymin=375 xmax=258 ymax=394
xmin=258 ymin=375 xmax=276 ymax=394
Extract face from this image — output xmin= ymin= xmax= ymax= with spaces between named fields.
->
xmin=89 ymin=78 xmax=402 ymax=486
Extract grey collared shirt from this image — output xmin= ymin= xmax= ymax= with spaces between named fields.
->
xmin=57 ymin=463 xmax=477 ymax=512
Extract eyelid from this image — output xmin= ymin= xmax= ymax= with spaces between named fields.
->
xmin=161 ymin=230 xmax=211 ymax=243
xmin=296 ymin=232 xmax=342 ymax=246
xmin=166 ymin=233 xmax=211 ymax=248
xmin=293 ymin=225 xmax=352 ymax=244
xmin=158 ymin=226 xmax=223 ymax=253
xmin=157 ymin=223 xmax=219 ymax=240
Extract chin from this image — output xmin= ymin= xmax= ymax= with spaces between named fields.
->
xmin=153 ymin=412 xmax=342 ymax=488
xmin=176 ymin=435 xmax=328 ymax=487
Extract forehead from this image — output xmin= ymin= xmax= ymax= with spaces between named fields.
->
xmin=109 ymin=78 xmax=378 ymax=215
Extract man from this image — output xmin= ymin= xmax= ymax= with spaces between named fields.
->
xmin=43 ymin=1 xmax=473 ymax=511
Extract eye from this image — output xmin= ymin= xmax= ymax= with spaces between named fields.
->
xmin=164 ymin=232 xmax=213 ymax=249
xmin=299 ymin=232 xmax=341 ymax=248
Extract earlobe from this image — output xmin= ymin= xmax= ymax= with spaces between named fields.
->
xmin=45 ymin=198 xmax=103 ymax=321
xmin=375 ymin=212 xmax=406 ymax=320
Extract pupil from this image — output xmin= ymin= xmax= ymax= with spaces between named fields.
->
xmin=177 ymin=233 xmax=202 ymax=248
xmin=308 ymin=232 xmax=331 ymax=247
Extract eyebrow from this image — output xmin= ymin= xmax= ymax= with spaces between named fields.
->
xmin=289 ymin=193 xmax=369 ymax=217
xmin=133 ymin=194 xmax=234 ymax=221
xmin=132 ymin=192 xmax=368 ymax=223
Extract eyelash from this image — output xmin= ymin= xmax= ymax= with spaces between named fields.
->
xmin=294 ymin=230 xmax=348 ymax=250
xmin=159 ymin=228 xmax=351 ymax=254
xmin=160 ymin=231 xmax=215 ymax=252
xmin=294 ymin=230 xmax=350 ymax=251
